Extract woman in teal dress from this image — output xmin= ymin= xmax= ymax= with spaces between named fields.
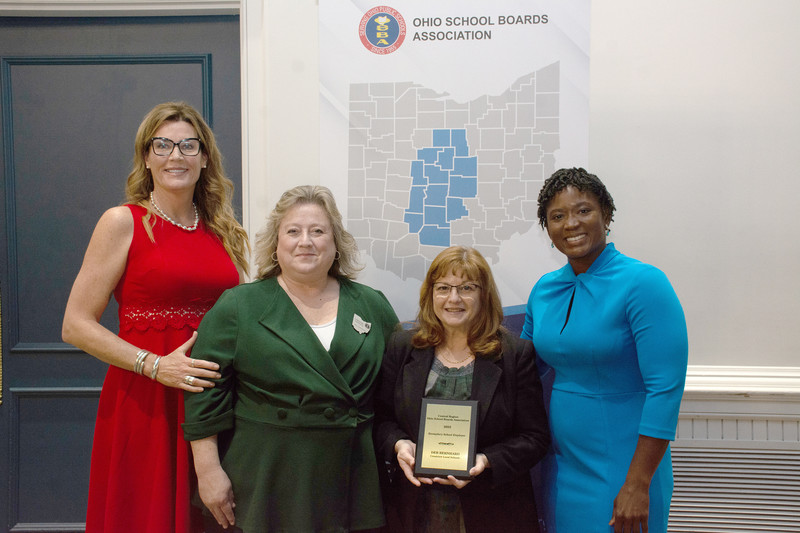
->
xmin=522 ymin=168 xmax=688 ymax=533
xmin=375 ymin=246 xmax=550 ymax=532
xmin=183 ymin=185 xmax=398 ymax=532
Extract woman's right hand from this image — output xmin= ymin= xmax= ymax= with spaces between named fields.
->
xmin=197 ymin=465 xmax=236 ymax=529
xmin=395 ymin=439 xmax=432 ymax=487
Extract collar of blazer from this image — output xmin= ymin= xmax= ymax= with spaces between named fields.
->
xmin=255 ymin=277 xmax=370 ymax=400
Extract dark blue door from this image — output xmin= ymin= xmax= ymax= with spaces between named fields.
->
xmin=0 ymin=15 xmax=241 ymax=532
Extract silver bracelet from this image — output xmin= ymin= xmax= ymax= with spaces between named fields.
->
xmin=134 ymin=350 xmax=150 ymax=375
xmin=150 ymin=356 xmax=162 ymax=380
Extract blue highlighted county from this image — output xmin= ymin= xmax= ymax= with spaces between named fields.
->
xmin=424 ymin=184 xmax=448 ymax=206
xmin=437 ymin=147 xmax=454 ymax=171
xmin=452 ymin=129 xmax=468 ymax=156
xmin=450 ymin=176 xmax=477 ymax=197
xmin=453 ymin=155 xmax=477 ymax=177
xmin=425 ymin=163 xmax=449 ymax=184
xmin=446 ymin=197 xmax=468 ymax=222
xmin=410 ymin=160 xmax=426 ymax=186
xmin=404 ymin=212 xmax=423 ymax=233
xmin=406 ymin=187 xmax=425 ymax=213
xmin=404 ymin=129 xmax=477 ymax=247
xmin=419 ymin=226 xmax=450 ymax=247
xmin=417 ymin=147 xmax=440 ymax=164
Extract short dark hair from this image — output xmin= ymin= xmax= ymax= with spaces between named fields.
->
xmin=537 ymin=167 xmax=616 ymax=229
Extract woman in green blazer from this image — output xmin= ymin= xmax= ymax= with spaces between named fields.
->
xmin=183 ymin=186 xmax=398 ymax=532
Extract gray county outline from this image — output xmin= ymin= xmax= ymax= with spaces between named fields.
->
xmin=346 ymin=62 xmax=560 ymax=282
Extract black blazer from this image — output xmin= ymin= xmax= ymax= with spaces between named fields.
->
xmin=374 ymin=329 xmax=549 ymax=532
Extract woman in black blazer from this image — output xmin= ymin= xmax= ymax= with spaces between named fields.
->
xmin=374 ymin=246 xmax=550 ymax=533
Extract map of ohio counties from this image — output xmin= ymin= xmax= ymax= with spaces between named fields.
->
xmin=346 ymin=62 xmax=560 ymax=282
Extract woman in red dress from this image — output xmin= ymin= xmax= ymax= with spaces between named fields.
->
xmin=62 ymin=102 xmax=249 ymax=533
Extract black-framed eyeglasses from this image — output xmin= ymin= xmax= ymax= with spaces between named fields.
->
xmin=432 ymin=282 xmax=481 ymax=299
xmin=150 ymin=137 xmax=202 ymax=156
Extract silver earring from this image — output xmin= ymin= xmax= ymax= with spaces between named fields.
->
xmin=271 ymin=252 xmax=278 ymax=262
xmin=334 ymin=251 xmax=341 ymax=261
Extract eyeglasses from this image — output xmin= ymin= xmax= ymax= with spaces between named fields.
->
xmin=150 ymin=137 xmax=202 ymax=156
xmin=432 ymin=282 xmax=481 ymax=299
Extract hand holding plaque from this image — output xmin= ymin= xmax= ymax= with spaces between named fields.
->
xmin=414 ymin=398 xmax=478 ymax=479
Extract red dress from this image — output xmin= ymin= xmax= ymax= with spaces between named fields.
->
xmin=85 ymin=204 xmax=239 ymax=533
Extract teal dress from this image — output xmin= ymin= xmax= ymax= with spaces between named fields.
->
xmin=417 ymin=359 xmax=474 ymax=533
xmin=522 ymin=243 xmax=688 ymax=532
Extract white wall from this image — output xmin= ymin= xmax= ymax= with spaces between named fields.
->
xmin=4 ymin=0 xmax=798 ymax=371
xmin=588 ymin=1 xmax=800 ymax=367
xmin=240 ymin=0 xmax=320 ymax=239
xmin=243 ymin=0 xmax=800 ymax=370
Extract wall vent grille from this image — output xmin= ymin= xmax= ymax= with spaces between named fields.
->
xmin=669 ymin=447 xmax=800 ymax=532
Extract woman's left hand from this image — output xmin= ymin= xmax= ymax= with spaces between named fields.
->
xmin=608 ymin=435 xmax=669 ymax=532
xmin=432 ymin=453 xmax=489 ymax=489
xmin=609 ymin=478 xmax=650 ymax=532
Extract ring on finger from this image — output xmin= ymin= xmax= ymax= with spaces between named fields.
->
xmin=189 ymin=359 xmax=195 ymax=368
xmin=184 ymin=375 xmax=195 ymax=386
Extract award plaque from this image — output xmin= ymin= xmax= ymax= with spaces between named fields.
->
xmin=414 ymin=398 xmax=478 ymax=479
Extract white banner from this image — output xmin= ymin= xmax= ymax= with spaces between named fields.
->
xmin=320 ymin=0 xmax=590 ymax=322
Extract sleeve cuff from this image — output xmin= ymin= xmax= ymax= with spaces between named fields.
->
xmin=182 ymin=409 xmax=234 ymax=441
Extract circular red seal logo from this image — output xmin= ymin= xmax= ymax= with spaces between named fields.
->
xmin=359 ymin=6 xmax=407 ymax=55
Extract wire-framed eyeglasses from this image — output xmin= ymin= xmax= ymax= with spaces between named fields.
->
xmin=432 ymin=282 xmax=481 ymax=299
xmin=150 ymin=137 xmax=202 ymax=157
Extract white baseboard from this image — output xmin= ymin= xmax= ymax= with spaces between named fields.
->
xmin=678 ymin=366 xmax=800 ymax=450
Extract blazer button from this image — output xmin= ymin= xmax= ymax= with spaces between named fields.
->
xmin=324 ymin=407 xmax=336 ymax=420
xmin=348 ymin=407 xmax=359 ymax=418
xmin=277 ymin=408 xmax=288 ymax=420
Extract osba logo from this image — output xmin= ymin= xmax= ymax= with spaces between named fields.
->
xmin=359 ymin=6 xmax=406 ymax=54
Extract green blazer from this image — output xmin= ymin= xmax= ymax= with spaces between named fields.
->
xmin=183 ymin=276 xmax=398 ymax=532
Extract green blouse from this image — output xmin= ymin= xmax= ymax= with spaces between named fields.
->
xmin=425 ymin=357 xmax=474 ymax=400
xmin=419 ymin=357 xmax=475 ymax=533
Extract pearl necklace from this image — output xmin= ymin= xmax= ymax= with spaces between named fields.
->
xmin=150 ymin=192 xmax=199 ymax=231
xmin=438 ymin=347 xmax=474 ymax=365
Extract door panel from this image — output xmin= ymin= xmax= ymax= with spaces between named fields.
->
xmin=0 ymin=16 xmax=241 ymax=532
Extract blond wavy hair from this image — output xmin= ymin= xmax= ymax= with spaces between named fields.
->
xmin=413 ymin=246 xmax=504 ymax=358
xmin=254 ymin=185 xmax=361 ymax=280
xmin=124 ymin=102 xmax=249 ymax=275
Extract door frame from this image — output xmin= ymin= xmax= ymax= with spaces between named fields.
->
xmin=0 ymin=1 xmax=239 ymax=17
